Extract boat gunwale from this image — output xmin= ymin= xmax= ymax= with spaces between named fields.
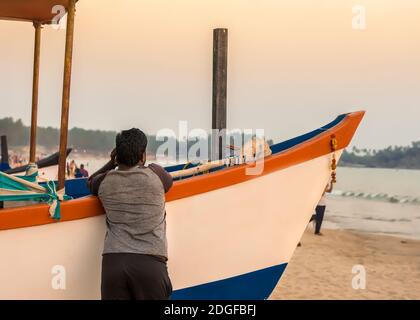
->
xmin=0 ymin=111 xmax=365 ymax=231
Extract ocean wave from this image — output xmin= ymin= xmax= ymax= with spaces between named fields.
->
xmin=363 ymin=217 xmax=412 ymax=222
xmin=332 ymin=190 xmax=420 ymax=205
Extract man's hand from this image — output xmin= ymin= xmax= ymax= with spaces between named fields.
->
xmin=110 ymin=148 xmax=117 ymax=165
xmin=88 ymin=148 xmax=117 ymax=185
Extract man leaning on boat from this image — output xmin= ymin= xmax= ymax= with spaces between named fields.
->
xmin=87 ymin=128 xmax=173 ymax=300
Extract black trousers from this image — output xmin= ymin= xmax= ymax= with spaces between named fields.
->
xmin=101 ymin=253 xmax=172 ymax=300
xmin=314 ymin=205 xmax=326 ymax=234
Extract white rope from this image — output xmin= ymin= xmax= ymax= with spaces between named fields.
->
xmin=25 ymin=163 xmax=39 ymax=176
xmin=169 ymin=139 xmax=273 ymax=179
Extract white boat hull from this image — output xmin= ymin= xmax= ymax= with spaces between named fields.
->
xmin=0 ymin=152 xmax=340 ymax=299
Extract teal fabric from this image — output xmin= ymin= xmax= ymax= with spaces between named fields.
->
xmin=0 ymin=172 xmax=71 ymax=220
xmin=0 ymin=172 xmax=30 ymax=191
xmin=16 ymin=172 xmax=38 ymax=183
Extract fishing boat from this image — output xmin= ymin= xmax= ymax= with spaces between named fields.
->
xmin=4 ymin=148 xmax=72 ymax=178
xmin=0 ymin=1 xmax=365 ymax=299
xmin=0 ymin=111 xmax=364 ymax=299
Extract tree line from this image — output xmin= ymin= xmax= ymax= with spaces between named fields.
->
xmin=0 ymin=117 xmax=115 ymax=152
xmin=0 ymin=117 xmax=273 ymax=158
xmin=2 ymin=117 xmax=418 ymax=169
xmin=340 ymin=143 xmax=420 ymax=169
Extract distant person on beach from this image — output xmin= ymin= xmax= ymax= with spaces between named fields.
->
xmin=87 ymin=128 xmax=173 ymax=300
xmin=74 ymin=167 xmax=83 ymax=178
xmin=312 ymin=182 xmax=333 ymax=236
xmin=69 ymin=160 xmax=77 ymax=178
xmin=79 ymin=164 xmax=89 ymax=177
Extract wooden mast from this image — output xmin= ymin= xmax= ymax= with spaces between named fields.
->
xmin=212 ymin=28 xmax=228 ymax=160
xmin=58 ymin=0 xmax=76 ymax=190
xmin=29 ymin=21 xmax=42 ymax=164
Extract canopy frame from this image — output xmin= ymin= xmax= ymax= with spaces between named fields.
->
xmin=57 ymin=0 xmax=76 ymax=189
xmin=0 ymin=0 xmax=78 ymax=189
xmin=29 ymin=21 xmax=42 ymax=164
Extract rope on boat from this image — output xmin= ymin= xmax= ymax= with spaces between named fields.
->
xmin=170 ymin=138 xmax=272 ymax=180
xmin=44 ymin=180 xmax=65 ymax=220
xmin=0 ymin=169 xmax=69 ymax=220
xmin=25 ymin=162 xmax=39 ymax=177
xmin=330 ymin=134 xmax=338 ymax=184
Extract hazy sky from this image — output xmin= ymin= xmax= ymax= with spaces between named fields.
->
xmin=0 ymin=0 xmax=419 ymax=149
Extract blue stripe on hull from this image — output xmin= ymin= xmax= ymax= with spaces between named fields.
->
xmin=171 ymin=263 xmax=287 ymax=300
xmin=269 ymin=114 xmax=346 ymax=154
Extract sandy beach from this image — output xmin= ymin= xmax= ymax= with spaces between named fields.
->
xmin=270 ymin=229 xmax=420 ymax=300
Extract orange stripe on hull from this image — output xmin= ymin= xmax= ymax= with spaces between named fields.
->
xmin=0 ymin=111 xmax=364 ymax=231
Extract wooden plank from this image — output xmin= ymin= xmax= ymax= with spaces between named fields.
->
xmin=57 ymin=0 xmax=76 ymax=190
xmin=0 ymin=0 xmax=74 ymax=24
xmin=29 ymin=22 xmax=42 ymax=164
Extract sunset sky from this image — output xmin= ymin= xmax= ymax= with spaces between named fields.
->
xmin=0 ymin=0 xmax=419 ymax=149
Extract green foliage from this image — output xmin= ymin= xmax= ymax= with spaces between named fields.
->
xmin=341 ymin=142 xmax=420 ymax=169
xmin=8 ymin=117 xmax=416 ymax=169
xmin=0 ymin=117 xmax=112 ymax=151
xmin=0 ymin=117 xmax=274 ymax=157
xmin=0 ymin=118 xmax=29 ymax=146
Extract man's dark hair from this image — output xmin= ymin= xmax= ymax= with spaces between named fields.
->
xmin=80 ymin=164 xmax=84 ymax=169
xmin=116 ymin=128 xmax=148 ymax=167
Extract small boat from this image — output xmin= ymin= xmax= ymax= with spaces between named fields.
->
xmin=4 ymin=148 xmax=72 ymax=179
xmin=0 ymin=111 xmax=364 ymax=299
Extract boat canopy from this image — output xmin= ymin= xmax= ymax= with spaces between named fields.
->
xmin=0 ymin=0 xmax=75 ymax=24
xmin=0 ymin=0 xmax=78 ymax=190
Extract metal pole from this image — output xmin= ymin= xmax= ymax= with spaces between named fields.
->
xmin=58 ymin=0 xmax=76 ymax=190
xmin=29 ymin=22 xmax=42 ymax=164
xmin=212 ymin=28 xmax=228 ymax=160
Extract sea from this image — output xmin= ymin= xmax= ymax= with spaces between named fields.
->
xmin=76 ymin=157 xmax=420 ymax=240
xmin=325 ymin=167 xmax=420 ymax=240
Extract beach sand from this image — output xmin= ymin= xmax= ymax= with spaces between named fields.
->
xmin=270 ymin=229 xmax=420 ymax=300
